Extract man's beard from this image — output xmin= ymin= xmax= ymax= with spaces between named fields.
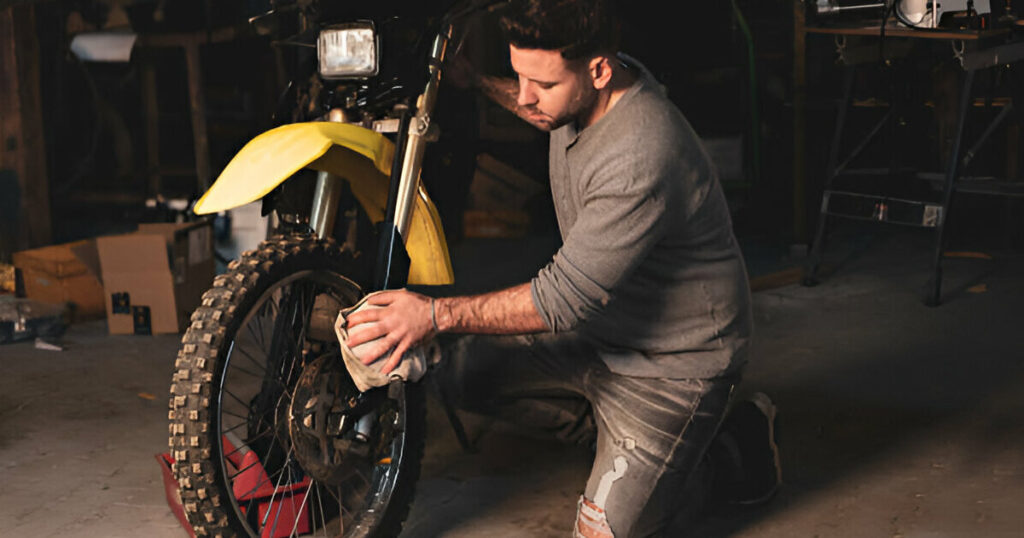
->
xmin=529 ymin=86 xmax=599 ymax=132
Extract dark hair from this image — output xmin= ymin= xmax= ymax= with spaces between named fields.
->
xmin=499 ymin=0 xmax=619 ymax=60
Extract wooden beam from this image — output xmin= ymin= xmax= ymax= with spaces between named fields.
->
xmin=136 ymin=26 xmax=248 ymax=196
xmin=792 ymin=0 xmax=807 ymax=244
xmin=0 ymin=3 xmax=51 ymax=251
xmin=141 ymin=60 xmax=162 ymax=196
xmin=184 ymin=41 xmax=212 ymax=193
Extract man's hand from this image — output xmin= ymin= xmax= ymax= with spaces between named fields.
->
xmin=343 ymin=284 xmax=549 ymax=376
xmin=344 ymin=289 xmax=435 ymax=376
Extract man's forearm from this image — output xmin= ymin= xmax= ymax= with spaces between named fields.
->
xmin=435 ymin=283 xmax=549 ymax=334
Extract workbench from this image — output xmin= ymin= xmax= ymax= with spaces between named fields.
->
xmin=795 ymin=18 xmax=1024 ymax=305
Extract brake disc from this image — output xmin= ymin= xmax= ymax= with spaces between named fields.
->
xmin=289 ymin=354 xmax=368 ymax=485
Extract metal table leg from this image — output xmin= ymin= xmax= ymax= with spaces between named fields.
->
xmin=804 ymin=66 xmax=857 ymax=286
xmin=926 ymin=68 xmax=975 ymax=307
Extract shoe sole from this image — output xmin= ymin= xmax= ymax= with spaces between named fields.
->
xmin=734 ymin=392 xmax=782 ymax=506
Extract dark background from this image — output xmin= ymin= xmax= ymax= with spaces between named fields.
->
xmin=2 ymin=0 xmax=1023 ymax=262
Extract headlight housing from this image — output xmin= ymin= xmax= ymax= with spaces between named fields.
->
xmin=317 ymin=23 xmax=378 ymax=79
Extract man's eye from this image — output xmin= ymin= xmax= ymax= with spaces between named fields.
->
xmin=537 ymin=82 xmax=555 ymax=90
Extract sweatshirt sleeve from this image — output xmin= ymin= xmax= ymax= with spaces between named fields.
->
xmin=530 ymin=150 xmax=683 ymax=332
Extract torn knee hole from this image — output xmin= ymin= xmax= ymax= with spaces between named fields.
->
xmin=575 ymin=496 xmax=615 ymax=538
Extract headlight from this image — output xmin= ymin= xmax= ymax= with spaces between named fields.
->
xmin=318 ymin=23 xmax=378 ymax=79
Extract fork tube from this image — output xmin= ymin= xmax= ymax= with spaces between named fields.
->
xmin=309 ymin=171 xmax=344 ymax=239
xmin=310 ymin=109 xmax=355 ymax=240
xmin=391 ymin=25 xmax=452 ymax=239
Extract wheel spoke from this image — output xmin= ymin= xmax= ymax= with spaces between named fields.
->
xmin=278 ymin=293 xmax=309 ymax=389
xmin=227 ymin=454 xmax=266 ymax=484
xmin=289 ymin=281 xmax=311 ymax=350
xmin=229 ymin=342 xmax=270 ymax=377
xmin=287 ymin=479 xmax=316 ymax=538
xmin=225 ymin=360 xmax=264 ymax=380
xmin=255 ymin=298 xmax=270 ymax=350
xmin=221 ymin=420 xmax=248 ymax=436
xmin=265 ymin=284 xmax=302 ymax=390
xmin=230 ymin=457 xmax=299 ymax=504
xmin=322 ymin=483 xmax=343 ymax=507
xmin=245 ymin=319 xmax=266 ymax=356
xmin=236 ymin=337 xmax=286 ymax=525
xmin=354 ymin=467 xmax=371 ymax=489
xmin=226 ymin=425 xmax=286 ymax=496
xmin=223 ymin=427 xmax=273 ymax=464
xmin=315 ymin=483 xmax=330 ymax=537
xmin=320 ymin=483 xmax=349 ymax=524
xmin=223 ymin=387 xmax=254 ymax=411
xmin=280 ymin=475 xmax=301 ymax=537
xmin=227 ymin=341 xmax=296 ymax=407
xmin=220 ymin=408 xmax=249 ymax=422
xmin=231 ymin=470 xmax=272 ymax=500
xmin=260 ymin=445 xmax=296 ymax=532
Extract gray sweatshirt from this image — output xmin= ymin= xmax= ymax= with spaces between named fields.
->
xmin=529 ymin=61 xmax=752 ymax=379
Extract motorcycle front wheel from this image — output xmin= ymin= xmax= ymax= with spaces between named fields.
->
xmin=169 ymin=234 xmax=424 ymax=538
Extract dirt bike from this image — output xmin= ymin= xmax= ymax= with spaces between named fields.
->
xmin=167 ymin=1 xmax=497 ymax=536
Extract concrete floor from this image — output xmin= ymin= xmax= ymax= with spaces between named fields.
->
xmin=1 ymin=227 xmax=1023 ymax=537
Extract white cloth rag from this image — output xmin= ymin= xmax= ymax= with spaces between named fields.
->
xmin=333 ymin=291 xmax=434 ymax=393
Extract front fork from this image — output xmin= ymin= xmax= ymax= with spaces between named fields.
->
xmin=307 ymin=25 xmax=453 ymax=290
xmin=301 ymin=27 xmax=452 ymax=456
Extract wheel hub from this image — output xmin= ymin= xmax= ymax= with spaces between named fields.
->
xmin=289 ymin=354 xmax=364 ymax=485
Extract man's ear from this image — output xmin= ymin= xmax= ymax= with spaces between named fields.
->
xmin=589 ymin=55 xmax=613 ymax=90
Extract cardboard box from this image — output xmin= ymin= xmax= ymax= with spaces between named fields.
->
xmin=11 ymin=240 xmax=106 ymax=320
xmin=11 ymin=221 xmax=214 ymax=334
xmin=93 ymin=221 xmax=214 ymax=335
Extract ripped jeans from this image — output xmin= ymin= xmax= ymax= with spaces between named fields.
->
xmin=437 ymin=332 xmax=738 ymax=537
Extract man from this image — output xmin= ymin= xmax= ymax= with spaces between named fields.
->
xmin=345 ymin=0 xmax=777 ymax=535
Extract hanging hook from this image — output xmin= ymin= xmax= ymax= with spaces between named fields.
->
xmin=951 ymin=40 xmax=966 ymax=69
xmin=835 ymin=34 xmax=848 ymax=65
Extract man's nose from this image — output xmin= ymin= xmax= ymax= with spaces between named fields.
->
xmin=517 ymin=80 xmax=536 ymax=107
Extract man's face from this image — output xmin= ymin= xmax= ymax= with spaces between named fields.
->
xmin=509 ymin=45 xmax=597 ymax=131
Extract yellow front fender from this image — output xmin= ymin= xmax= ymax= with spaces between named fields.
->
xmin=193 ymin=122 xmax=453 ymax=286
